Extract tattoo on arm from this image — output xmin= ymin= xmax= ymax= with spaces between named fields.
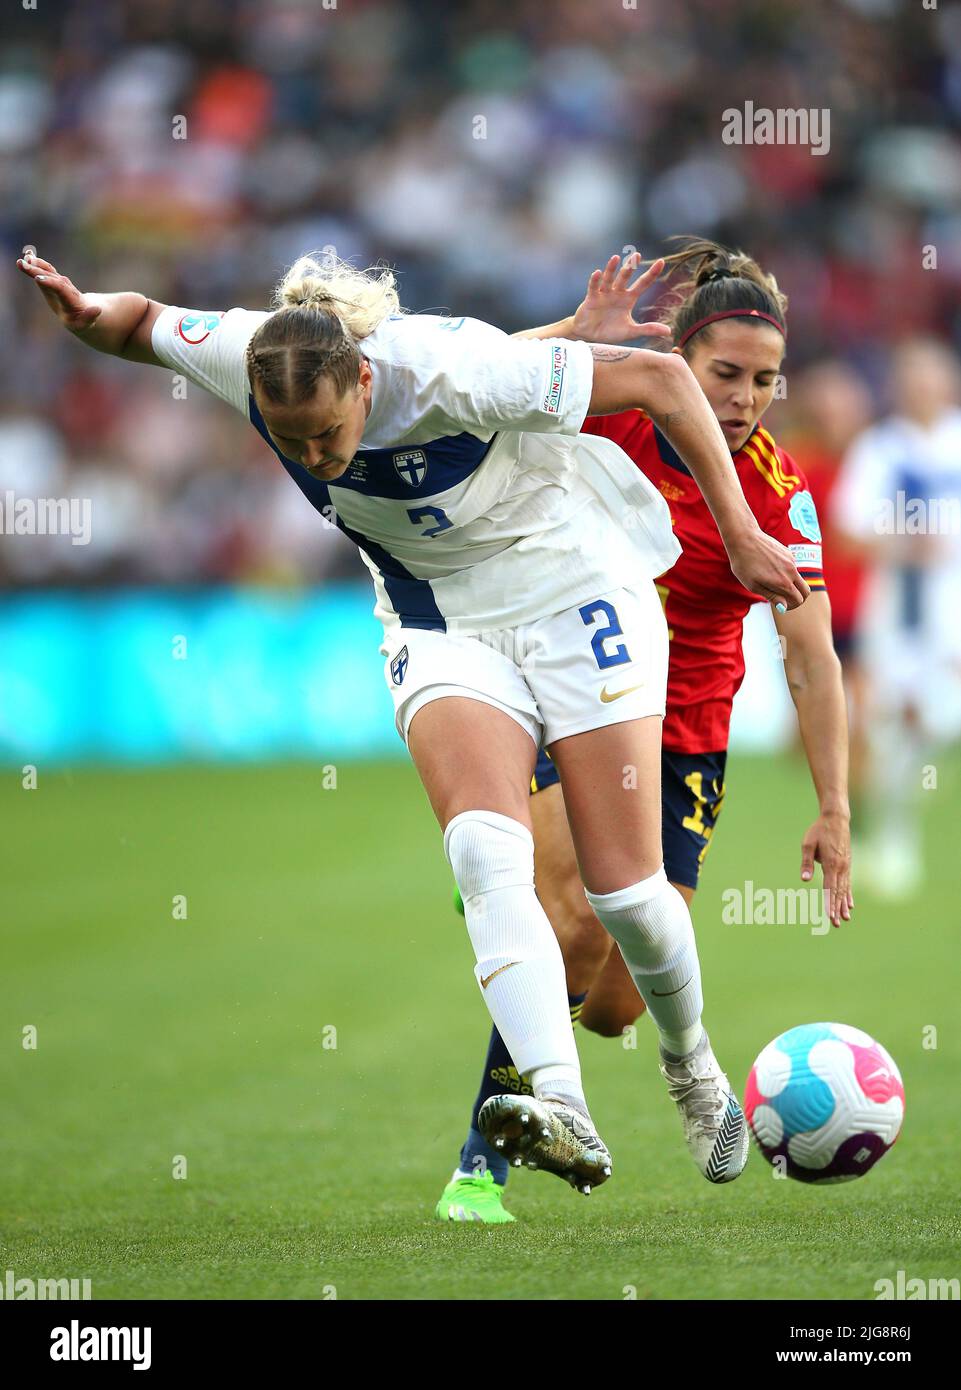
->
xmin=589 ymin=345 xmax=633 ymax=362
xmin=657 ymin=409 xmax=687 ymax=439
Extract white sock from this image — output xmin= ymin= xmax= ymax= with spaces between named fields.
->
xmin=869 ymin=710 xmax=923 ymax=853
xmin=585 ymin=867 xmax=704 ymax=1056
xmin=444 ymin=810 xmax=587 ymax=1113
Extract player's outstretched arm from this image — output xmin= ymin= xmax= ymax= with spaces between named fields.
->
xmin=17 ymin=251 xmax=167 ymax=366
xmin=590 ymin=345 xmax=810 ymax=610
xmin=514 ymin=251 xmax=806 ymax=607
xmin=513 ymin=252 xmax=670 ymax=346
xmin=773 ymin=594 xmax=853 ymax=927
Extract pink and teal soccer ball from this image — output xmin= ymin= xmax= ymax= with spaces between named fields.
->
xmin=745 ymin=1023 xmax=905 ymax=1183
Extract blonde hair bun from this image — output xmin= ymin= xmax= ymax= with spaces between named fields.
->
xmin=274 ymin=252 xmax=402 ymax=340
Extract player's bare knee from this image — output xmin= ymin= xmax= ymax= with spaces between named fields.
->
xmin=546 ymin=882 xmax=610 ymax=981
xmin=562 ymin=907 xmax=611 ymax=980
xmin=581 ymin=1002 xmax=642 ymax=1039
xmin=581 ymin=1010 xmax=622 ymax=1039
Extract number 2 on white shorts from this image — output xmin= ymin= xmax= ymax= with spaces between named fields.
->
xmin=578 ymin=599 xmax=631 ymax=670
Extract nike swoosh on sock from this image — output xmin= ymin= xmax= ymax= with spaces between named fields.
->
xmin=650 ymin=976 xmax=693 ymax=998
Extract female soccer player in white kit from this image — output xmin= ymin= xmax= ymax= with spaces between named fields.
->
xmin=18 ymin=248 xmax=807 ymax=1192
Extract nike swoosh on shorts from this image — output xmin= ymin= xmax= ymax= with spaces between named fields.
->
xmin=599 ymin=682 xmax=644 ymax=703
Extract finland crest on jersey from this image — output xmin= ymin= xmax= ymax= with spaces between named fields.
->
xmin=394 ymin=450 xmax=427 ymax=488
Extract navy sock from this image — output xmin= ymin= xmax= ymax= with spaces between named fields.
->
xmin=458 ymin=992 xmax=588 ymax=1187
xmin=568 ymin=989 xmax=587 ymax=1028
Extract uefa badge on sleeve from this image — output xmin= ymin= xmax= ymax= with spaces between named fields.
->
xmin=787 ymin=489 xmax=821 ymax=543
xmin=390 ymin=645 xmax=409 ymax=686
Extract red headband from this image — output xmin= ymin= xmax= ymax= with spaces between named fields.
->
xmin=677 ymin=307 xmax=786 ymax=350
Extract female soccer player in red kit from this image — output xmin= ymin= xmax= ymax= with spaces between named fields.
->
xmin=438 ymin=241 xmax=853 ymax=1223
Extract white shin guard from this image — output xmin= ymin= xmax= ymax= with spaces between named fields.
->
xmin=585 ymin=867 xmax=704 ymax=1056
xmin=444 ymin=809 xmax=581 ymax=1088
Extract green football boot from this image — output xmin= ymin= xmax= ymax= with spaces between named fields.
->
xmin=434 ymin=1170 xmax=515 ymax=1224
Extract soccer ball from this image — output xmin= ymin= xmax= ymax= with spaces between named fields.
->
xmin=744 ymin=1023 xmax=905 ymax=1183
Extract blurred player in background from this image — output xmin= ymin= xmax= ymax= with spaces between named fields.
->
xmin=439 ymin=243 xmax=852 ymax=1223
xmin=831 ymin=338 xmax=961 ymax=899
xmin=17 ymin=245 xmax=808 ymax=1200
xmin=783 ymin=362 xmax=873 ymax=831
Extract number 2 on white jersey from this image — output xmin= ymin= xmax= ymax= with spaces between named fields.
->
xmin=407 ymin=505 xmax=453 ymax=537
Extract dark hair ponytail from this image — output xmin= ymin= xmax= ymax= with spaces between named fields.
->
xmin=656 ymin=237 xmax=788 ymax=353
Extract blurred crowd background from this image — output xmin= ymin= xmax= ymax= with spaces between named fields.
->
xmin=2 ymin=0 xmax=960 ymax=589
xmin=3 ymin=0 xmax=961 ymax=895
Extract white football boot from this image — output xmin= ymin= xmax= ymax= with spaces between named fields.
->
xmin=478 ymin=1094 xmax=612 ymax=1195
xmin=659 ymin=1030 xmax=749 ymax=1183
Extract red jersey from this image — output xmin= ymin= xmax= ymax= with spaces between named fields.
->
xmin=582 ymin=412 xmax=826 ymax=753
xmin=782 ymin=437 xmax=865 ymax=639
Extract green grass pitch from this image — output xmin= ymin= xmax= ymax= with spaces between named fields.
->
xmin=2 ymin=752 xmax=959 ymax=1300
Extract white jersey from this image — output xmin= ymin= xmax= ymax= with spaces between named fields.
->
xmin=151 ymin=306 xmax=680 ymax=637
xmin=832 ymin=408 xmax=961 ymax=731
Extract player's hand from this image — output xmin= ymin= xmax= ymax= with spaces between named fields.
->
xmin=726 ymin=527 xmax=810 ymax=611
xmin=16 ymin=250 xmax=103 ymax=333
xmin=571 ymin=252 xmax=672 ymax=345
xmin=801 ymin=811 xmax=853 ymax=927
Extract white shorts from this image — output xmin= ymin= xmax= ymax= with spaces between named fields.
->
xmin=381 ymin=582 xmax=668 ymax=749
